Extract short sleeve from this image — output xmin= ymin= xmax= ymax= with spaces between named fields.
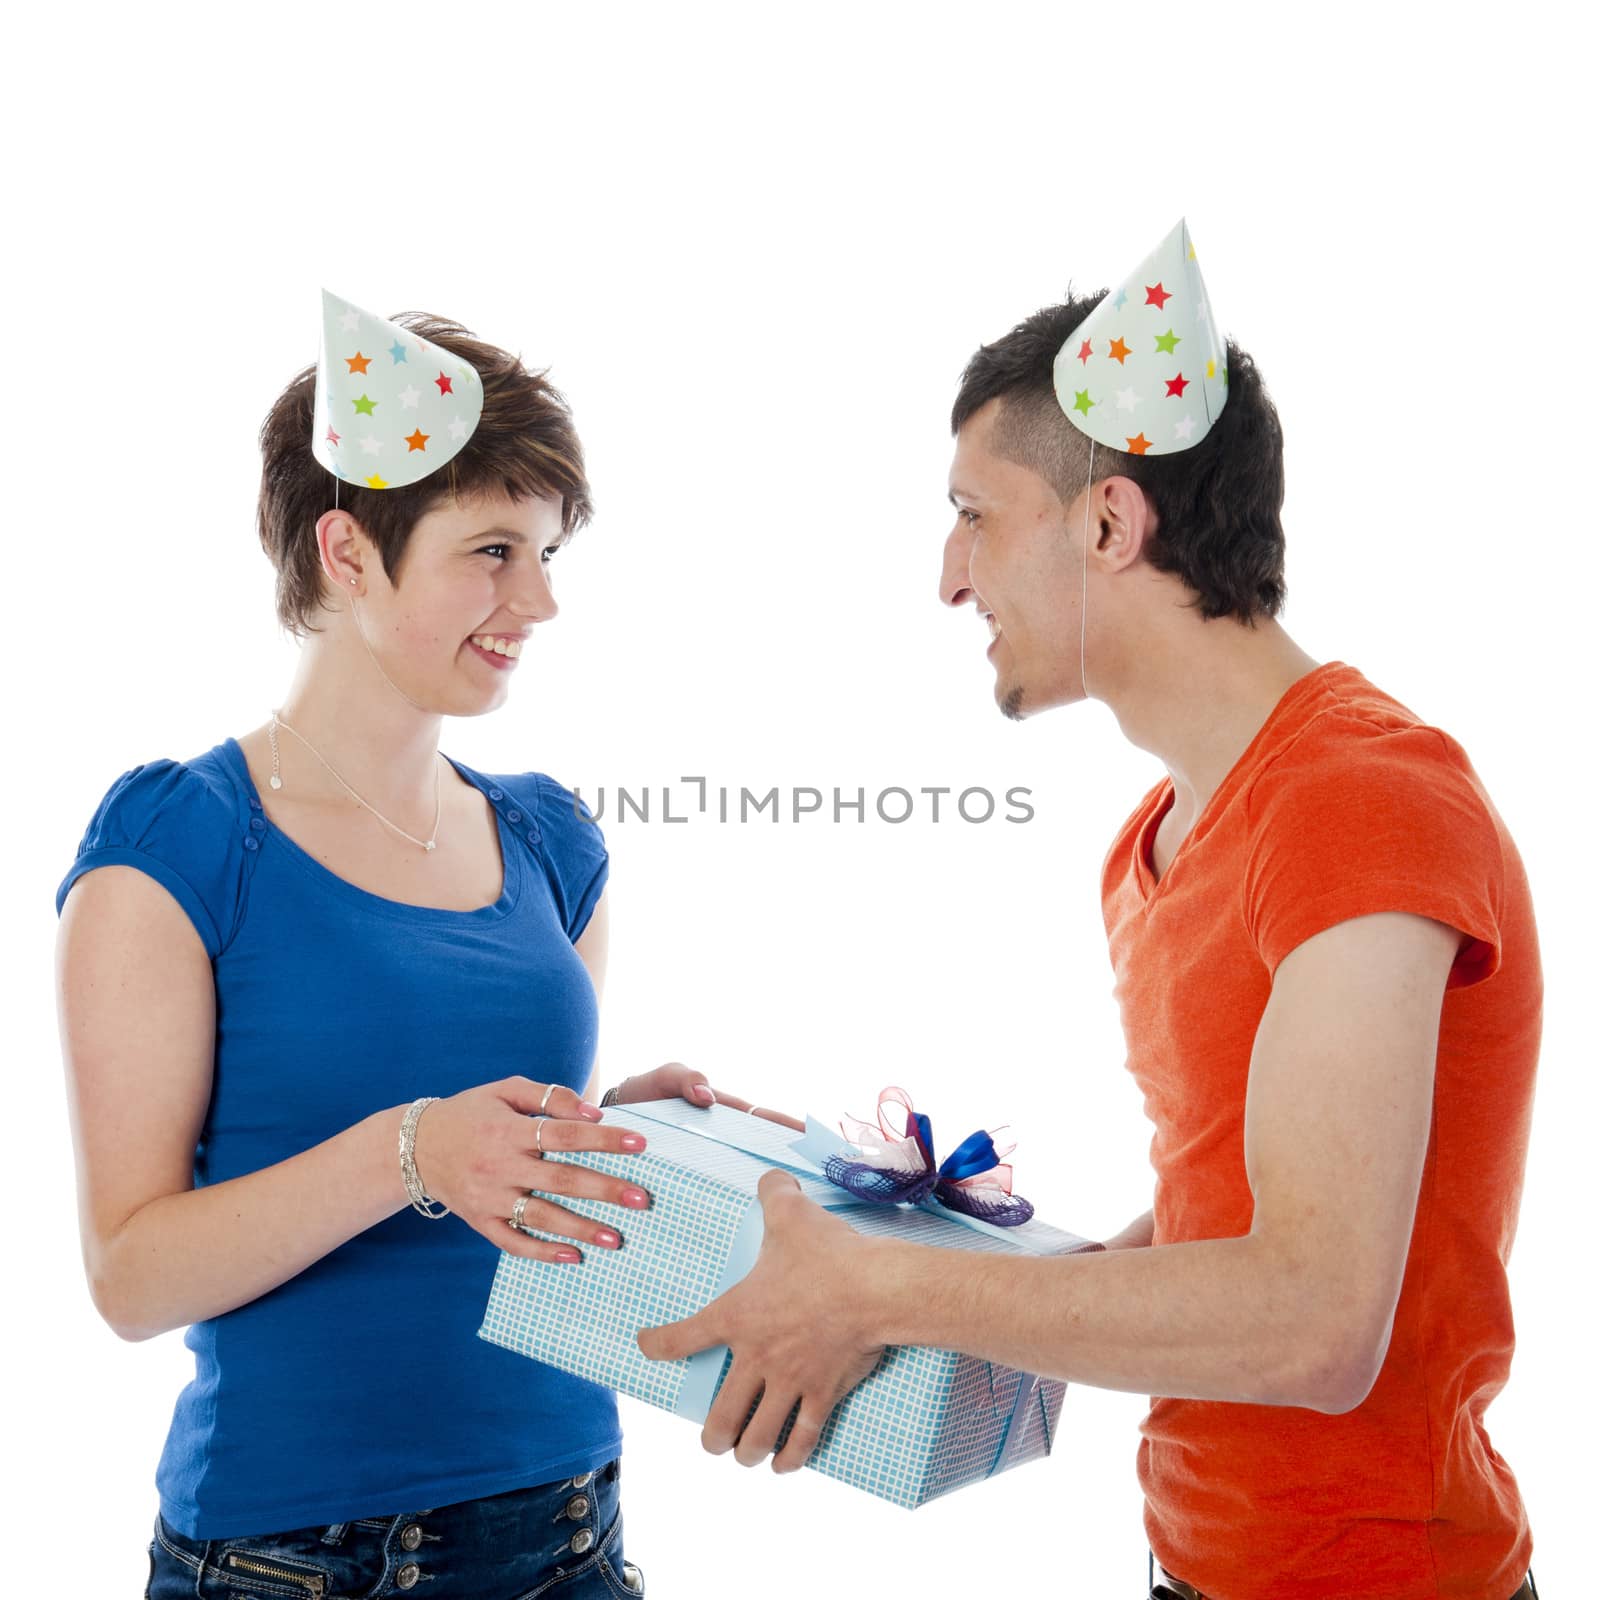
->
xmin=1242 ymin=722 xmax=1504 ymax=989
xmin=55 ymin=760 xmax=246 ymax=961
xmin=532 ymin=774 xmax=610 ymax=943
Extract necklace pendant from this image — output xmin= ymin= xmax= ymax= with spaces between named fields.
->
xmin=424 ymin=839 xmax=436 ymax=851
xmin=269 ymin=775 xmax=283 ymax=790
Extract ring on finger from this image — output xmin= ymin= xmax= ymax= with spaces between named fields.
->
xmin=511 ymin=1194 xmax=529 ymax=1230
xmin=538 ymin=1082 xmax=559 ymax=1114
xmin=535 ymin=1118 xmax=547 ymax=1154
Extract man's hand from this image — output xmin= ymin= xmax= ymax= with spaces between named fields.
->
xmin=636 ymin=1170 xmax=887 ymax=1472
xmin=610 ymin=1062 xmax=805 ymax=1131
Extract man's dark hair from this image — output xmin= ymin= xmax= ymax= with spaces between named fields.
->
xmin=258 ymin=313 xmax=593 ymax=639
xmin=951 ymin=288 xmax=1286 ymax=623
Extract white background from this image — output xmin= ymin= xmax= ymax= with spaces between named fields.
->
xmin=5 ymin=4 xmax=1592 ymax=1595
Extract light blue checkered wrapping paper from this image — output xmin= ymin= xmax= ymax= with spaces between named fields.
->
xmin=477 ymin=1101 xmax=1101 ymax=1508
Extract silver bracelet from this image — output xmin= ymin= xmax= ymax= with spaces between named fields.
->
xmin=399 ymin=1096 xmax=451 ymax=1219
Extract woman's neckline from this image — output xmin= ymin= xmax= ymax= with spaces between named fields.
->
xmin=219 ymin=735 xmax=522 ymax=922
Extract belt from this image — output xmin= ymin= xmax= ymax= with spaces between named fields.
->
xmin=1153 ymin=1565 xmax=1537 ymax=1600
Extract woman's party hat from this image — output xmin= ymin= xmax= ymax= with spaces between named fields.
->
xmin=311 ymin=290 xmax=484 ymax=489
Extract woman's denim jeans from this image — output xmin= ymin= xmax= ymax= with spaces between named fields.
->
xmin=146 ymin=1457 xmax=642 ymax=1599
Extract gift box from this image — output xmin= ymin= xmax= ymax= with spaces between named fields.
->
xmin=476 ymin=1099 xmax=1101 ymax=1508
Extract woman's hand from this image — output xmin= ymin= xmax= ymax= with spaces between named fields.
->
xmin=410 ymin=1077 xmax=652 ymax=1265
xmin=609 ymin=1061 xmax=805 ymax=1132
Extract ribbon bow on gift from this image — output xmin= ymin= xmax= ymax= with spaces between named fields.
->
xmin=821 ymin=1086 xmax=1035 ymax=1227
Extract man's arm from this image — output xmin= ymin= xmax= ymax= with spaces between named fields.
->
xmin=639 ymin=910 xmax=1462 ymax=1470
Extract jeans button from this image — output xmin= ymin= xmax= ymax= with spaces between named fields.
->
xmin=569 ymin=1528 xmax=595 ymax=1555
xmin=400 ymin=1523 xmax=423 ymax=1551
xmin=397 ymin=1561 xmax=421 ymax=1589
xmin=570 ymin=1470 xmax=593 ymax=1488
xmin=565 ymin=1494 xmax=590 ymax=1519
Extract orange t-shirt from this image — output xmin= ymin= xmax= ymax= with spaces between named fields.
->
xmin=1100 ymin=661 xmax=1542 ymax=1599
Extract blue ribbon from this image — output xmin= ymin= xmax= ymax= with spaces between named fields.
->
xmin=939 ymin=1126 xmax=1004 ymax=1185
xmin=986 ymin=1367 xmax=1055 ymax=1479
xmin=824 ymin=1107 xmax=1034 ymax=1226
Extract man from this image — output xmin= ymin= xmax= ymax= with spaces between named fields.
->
xmin=638 ymin=221 xmax=1541 ymax=1599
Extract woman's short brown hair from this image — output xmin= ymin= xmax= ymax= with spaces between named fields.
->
xmin=258 ymin=312 xmax=594 ymax=638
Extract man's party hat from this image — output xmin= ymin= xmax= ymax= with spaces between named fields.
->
xmin=311 ymin=290 xmax=484 ymax=489
xmin=1051 ymin=218 xmax=1227 ymax=457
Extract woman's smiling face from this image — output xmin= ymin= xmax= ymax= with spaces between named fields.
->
xmin=329 ymin=487 xmax=570 ymax=715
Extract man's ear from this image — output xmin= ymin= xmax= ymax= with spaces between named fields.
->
xmin=1093 ymin=476 xmax=1155 ymax=572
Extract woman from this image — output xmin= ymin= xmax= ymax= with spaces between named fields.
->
xmin=54 ymin=296 xmax=788 ymax=1599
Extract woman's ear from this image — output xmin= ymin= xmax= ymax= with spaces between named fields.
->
xmin=315 ymin=508 xmax=368 ymax=591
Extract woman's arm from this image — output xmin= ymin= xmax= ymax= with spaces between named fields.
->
xmin=57 ymin=865 xmax=411 ymax=1341
xmin=578 ymin=891 xmax=609 ymax=1106
xmin=1100 ymin=1209 xmax=1155 ymax=1250
xmin=57 ymin=867 xmax=646 ymax=1343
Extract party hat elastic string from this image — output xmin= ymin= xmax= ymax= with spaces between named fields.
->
xmin=1081 ymin=437 xmax=1095 ymax=703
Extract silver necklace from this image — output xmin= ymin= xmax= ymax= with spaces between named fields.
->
xmin=267 ymin=709 xmax=443 ymax=852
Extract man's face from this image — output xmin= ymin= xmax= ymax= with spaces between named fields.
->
xmin=940 ymin=399 xmax=1086 ymax=720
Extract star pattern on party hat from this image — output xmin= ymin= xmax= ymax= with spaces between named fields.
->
xmin=1051 ymin=218 xmax=1227 ymax=455
xmin=311 ymin=289 xmax=484 ymax=489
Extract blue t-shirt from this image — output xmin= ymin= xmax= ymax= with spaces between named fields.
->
xmin=55 ymin=737 xmax=620 ymax=1538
